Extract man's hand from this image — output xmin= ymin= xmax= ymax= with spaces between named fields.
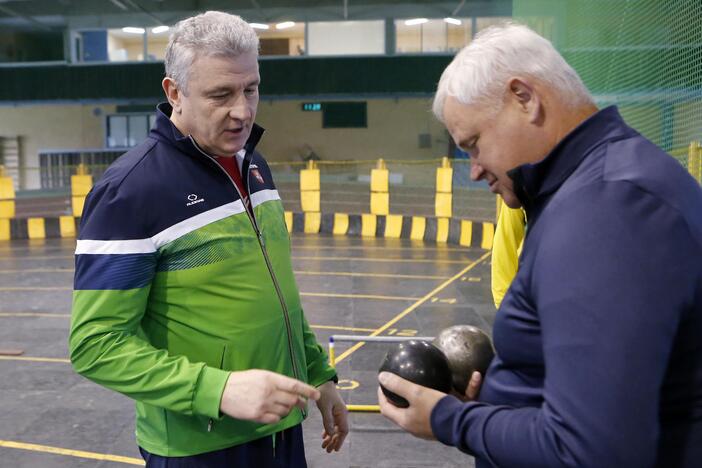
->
xmin=377 ymin=372 xmax=446 ymax=440
xmin=220 ymin=370 xmax=321 ymax=424
xmin=316 ymin=381 xmax=349 ymax=453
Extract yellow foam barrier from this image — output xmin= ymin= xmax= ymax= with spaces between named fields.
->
xmin=27 ymin=218 xmax=46 ymax=239
xmin=384 ymin=214 xmax=403 ymax=239
xmin=333 ymin=213 xmax=349 ymax=235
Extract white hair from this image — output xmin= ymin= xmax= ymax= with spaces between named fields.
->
xmin=433 ymin=22 xmax=593 ymax=121
xmin=165 ymin=11 xmax=259 ymax=93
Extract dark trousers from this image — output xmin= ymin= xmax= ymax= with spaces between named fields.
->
xmin=139 ymin=424 xmax=307 ymax=468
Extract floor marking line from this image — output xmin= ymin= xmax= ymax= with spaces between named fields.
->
xmin=0 ymin=254 xmax=477 ymax=265
xmin=295 ymin=271 xmax=450 ymax=280
xmin=333 ymin=251 xmax=491 ymax=364
xmin=0 ymin=244 xmax=476 ymax=254
xmin=0 ymin=288 xmax=420 ymax=300
xmin=0 ymin=315 xmax=376 ymax=333
xmin=0 ymin=440 xmax=144 ymax=466
xmin=0 ymin=313 xmax=70 ymax=317
xmin=0 ymin=268 xmax=450 ymax=280
xmin=0 ymin=268 xmax=73 ymax=274
xmin=301 ymin=292 xmax=419 ymax=301
xmin=293 ymin=256 xmax=476 ymax=264
xmin=0 ymin=255 xmax=73 ymax=261
xmin=290 ymin=245 xmax=474 ymax=253
xmin=0 ymin=356 xmax=70 ymax=363
xmin=311 ymin=325 xmax=376 ymax=332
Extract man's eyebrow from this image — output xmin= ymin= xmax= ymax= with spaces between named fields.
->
xmin=245 ymin=79 xmax=260 ymax=87
xmin=204 ymin=86 xmax=231 ymax=94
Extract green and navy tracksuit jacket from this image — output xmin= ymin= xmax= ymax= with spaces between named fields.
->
xmin=69 ymin=103 xmax=336 ymax=457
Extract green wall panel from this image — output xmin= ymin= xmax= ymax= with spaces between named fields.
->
xmin=0 ymin=56 xmax=452 ymax=102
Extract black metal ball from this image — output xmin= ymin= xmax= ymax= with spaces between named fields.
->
xmin=378 ymin=340 xmax=453 ymax=408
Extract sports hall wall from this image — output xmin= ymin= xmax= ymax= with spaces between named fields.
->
xmin=0 ymin=97 xmax=447 ymax=190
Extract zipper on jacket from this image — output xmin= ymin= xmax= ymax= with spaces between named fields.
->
xmin=189 ymin=137 xmax=304 ymax=417
xmin=241 ymin=156 xmax=303 ymax=402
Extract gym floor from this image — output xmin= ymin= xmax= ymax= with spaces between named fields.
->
xmin=0 ymin=234 xmax=495 ymax=467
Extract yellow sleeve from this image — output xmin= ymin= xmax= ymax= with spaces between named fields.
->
xmin=491 ymin=201 xmax=526 ymax=309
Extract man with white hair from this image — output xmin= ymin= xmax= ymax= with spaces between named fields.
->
xmin=379 ymin=23 xmax=702 ymax=467
xmin=70 ymin=11 xmax=347 ymax=467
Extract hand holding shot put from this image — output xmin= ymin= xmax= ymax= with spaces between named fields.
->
xmin=377 ymin=371 xmax=483 ymax=439
xmin=220 ymin=370 xmax=321 ymax=424
xmin=377 ymin=327 xmax=493 ymax=438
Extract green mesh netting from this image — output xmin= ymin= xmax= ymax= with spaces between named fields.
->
xmin=514 ymin=0 xmax=702 ymax=167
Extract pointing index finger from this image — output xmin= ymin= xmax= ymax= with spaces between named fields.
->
xmin=278 ymin=375 xmax=321 ymax=401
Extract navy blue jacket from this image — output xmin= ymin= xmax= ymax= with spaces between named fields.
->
xmin=431 ymin=107 xmax=702 ymax=467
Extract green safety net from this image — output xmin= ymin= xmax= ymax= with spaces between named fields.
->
xmin=513 ymin=0 xmax=702 ymax=167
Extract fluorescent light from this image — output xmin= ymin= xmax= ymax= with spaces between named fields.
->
xmin=275 ymin=21 xmax=295 ymax=30
xmin=109 ymin=0 xmax=128 ymax=11
xmin=249 ymin=23 xmax=270 ymax=30
xmin=151 ymin=26 xmax=169 ymax=34
xmin=122 ymin=27 xmax=145 ymax=34
xmin=444 ymin=18 xmax=462 ymax=25
xmin=404 ymin=18 xmax=428 ymax=26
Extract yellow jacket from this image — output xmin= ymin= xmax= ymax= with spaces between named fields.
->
xmin=491 ymin=201 xmax=526 ymax=309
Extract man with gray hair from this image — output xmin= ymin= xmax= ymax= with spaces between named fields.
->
xmin=378 ymin=23 xmax=702 ymax=467
xmin=70 ymin=11 xmax=347 ymax=467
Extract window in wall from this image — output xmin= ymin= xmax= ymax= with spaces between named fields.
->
xmin=106 ymin=114 xmax=154 ymax=148
xmin=146 ymin=27 xmax=170 ymax=60
xmin=107 ymin=28 xmax=146 ymax=61
xmin=307 ymin=21 xmax=385 ymax=56
xmin=395 ymin=18 xmax=472 ymax=53
xmin=447 ymin=19 xmax=472 ymax=52
xmin=476 ymin=17 xmax=512 ymax=33
xmin=40 ymin=150 xmax=124 ymax=189
xmin=251 ymin=22 xmax=306 ymax=56
xmin=0 ymin=30 xmax=64 ymax=63
xmin=74 ymin=26 xmax=170 ymax=62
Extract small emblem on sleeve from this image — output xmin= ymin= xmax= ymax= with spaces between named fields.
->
xmin=252 ymin=169 xmax=265 ymax=184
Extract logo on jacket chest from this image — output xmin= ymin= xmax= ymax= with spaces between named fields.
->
xmin=186 ymin=193 xmax=205 ymax=206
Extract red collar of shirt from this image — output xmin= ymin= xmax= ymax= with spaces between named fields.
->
xmin=214 ymin=155 xmax=249 ymax=208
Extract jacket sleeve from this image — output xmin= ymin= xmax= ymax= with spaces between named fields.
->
xmin=300 ymin=313 xmax=337 ymax=387
xmin=431 ymin=185 xmax=698 ymax=467
xmin=69 ymin=183 xmax=230 ymax=420
xmin=491 ymin=202 xmax=526 ymax=309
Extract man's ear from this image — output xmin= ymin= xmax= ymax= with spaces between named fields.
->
xmin=162 ymin=77 xmax=182 ymax=113
xmin=507 ymin=77 xmax=543 ymax=124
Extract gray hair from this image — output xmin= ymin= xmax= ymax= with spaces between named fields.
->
xmin=433 ymin=22 xmax=593 ymax=121
xmin=165 ymin=11 xmax=259 ymax=93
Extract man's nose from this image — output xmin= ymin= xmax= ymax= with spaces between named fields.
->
xmin=470 ymin=161 xmax=486 ymax=181
xmin=228 ymin=94 xmax=250 ymax=121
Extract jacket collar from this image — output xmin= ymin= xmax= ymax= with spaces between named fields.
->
xmin=507 ymin=106 xmax=634 ymax=211
xmin=150 ymin=102 xmax=265 ymax=157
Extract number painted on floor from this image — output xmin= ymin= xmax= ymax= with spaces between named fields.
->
xmin=385 ymin=328 xmax=418 ymax=336
xmin=336 ymin=379 xmax=360 ymax=390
